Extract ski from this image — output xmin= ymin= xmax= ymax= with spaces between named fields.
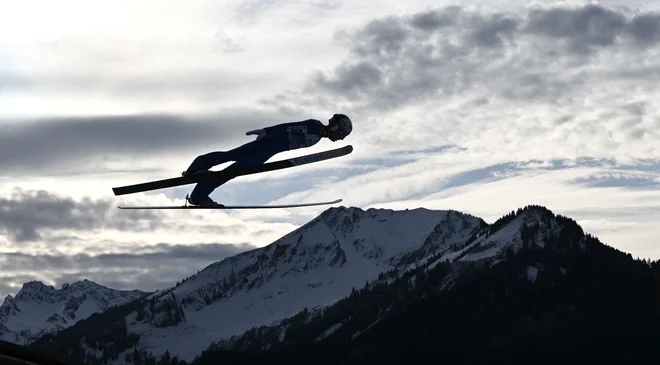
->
xmin=118 ymin=198 xmax=343 ymax=210
xmin=112 ymin=145 xmax=353 ymax=196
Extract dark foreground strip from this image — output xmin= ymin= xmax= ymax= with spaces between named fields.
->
xmin=0 ymin=340 xmax=84 ymax=365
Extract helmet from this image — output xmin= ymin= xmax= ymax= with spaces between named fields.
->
xmin=329 ymin=114 xmax=352 ymax=139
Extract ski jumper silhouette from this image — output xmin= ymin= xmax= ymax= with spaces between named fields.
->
xmin=183 ymin=114 xmax=353 ymax=207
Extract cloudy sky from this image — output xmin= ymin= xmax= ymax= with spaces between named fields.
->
xmin=1 ymin=0 xmax=660 ymax=299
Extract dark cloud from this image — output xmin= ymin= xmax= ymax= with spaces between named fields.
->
xmin=53 ymin=271 xmax=171 ymax=294
xmin=468 ymin=13 xmax=519 ymax=48
xmin=301 ymin=4 xmax=660 ymax=112
xmin=315 ymin=61 xmax=382 ymax=95
xmin=0 ymin=189 xmax=163 ymax=242
xmin=0 ymin=190 xmax=108 ymax=242
xmin=0 ymin=189 xmax=263 ymax=244
xmin=524 ymin=5 xmax=660 ymax=49
xmin=0 ymin=274 xmax=39 ymax=299
xmin=0 ymin=109 xmax=283 ymax=175
xmin=352 ymin=15 xmax=411 ymax=58
xmin=410 ymin=7 xmax=460 ymax=31
xmin=0 ymin=243 xmax=255 ymax=272
xmin=523 ymin=5 xmax=627 ymax=51
xmin=627 ymin=13 xmax=660 ymax=45
xmin=571 ymin=173 xmax=660 ymax=190
xmin=0 ymin=242 xmax=256 ymax=295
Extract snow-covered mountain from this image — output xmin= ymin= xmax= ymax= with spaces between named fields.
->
xmin=187 ymin=205 xmax=654 ymax=365
xmin=445 ymin=206 xmax=562 ymax=263
xmin=416 ymin=206 xmax=572 ymax=291
xmin=118 ymin=206 xmax=484 ymax=362
xmin=0 ymin=279 xmax=148 ymax=345
xmin=205 ymin=205 xmax=584 ymax=352
xmin=21 ymin=204 xmax=653 ymax=365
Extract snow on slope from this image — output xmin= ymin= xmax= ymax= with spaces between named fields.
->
xmin=203 ymin=206 xmax=576 ymax=352
xmin=125 ymin=206 xmax=484 ymax=362
xmin=421 ymin=207 xmax=567 ymax=273
xmin=0 ymin=280 xmax=147 ymax=345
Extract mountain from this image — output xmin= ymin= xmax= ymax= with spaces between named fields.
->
xmin=28 ymin=206 xmax=485 ymax=363
xmin=188 ymin=205 xmax=660 ymax=365
xmin=0 ymin=279 xmax=148 ymax=345
xmin=24 ymin=205 xmax=660 ymax=365
xmin=192 ymin=205 xmax=573 ymax=351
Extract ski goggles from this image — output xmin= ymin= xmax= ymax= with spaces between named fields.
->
xmin=330 ymin=123 xmax=349 ymax=138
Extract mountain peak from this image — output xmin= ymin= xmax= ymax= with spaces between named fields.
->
xmin=0 ymin=280 xmax=147 ymax=345
xmin=14 ymin=281 xmax=57 ymax=302
xmin=106 ymin=205 xmax=486 ymax=362
xmin=446 ymin=204 xmax=589 ymax=264
xmin=20 ymin=281 xmax=49 ymax=291
xmin=66 ymin=279 xmax=97 ymax=291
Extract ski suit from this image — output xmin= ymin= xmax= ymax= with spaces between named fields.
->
xmin=186 ymin=119 xmax=325 ymax=204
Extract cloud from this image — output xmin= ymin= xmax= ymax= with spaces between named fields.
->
xmin=0 ymin=0 xmax=354 ymax=118
xmin=0 ymin=243 xmax=256 ymax=272
xmin=252 ymin=4 xmax=660 ymax=167
xmin=0 ymin=110 xmax=289 ymax=175
xmin=232 ymin=0 xmax=343 ymax=25
xmin=305 ymin=4 xmax=660 ymax=112
xmin=0 ymin=274 xmax=40 ymax=299
xmin=523 ymin=5 xmax=660 ymax=49
xmin=3 ymin=69 xmax=276 ymax=104
xmin=219 ymin=36 xmax=247 ymax=53
xmin=0 ymin=242 xmax=257 ymax=296
xmin=0 ymin=187 xmax=300 ymax=248
xmin=571 ymin=171 xmax=660 ymax=189
xmin=0 ymin=189 xmax=164 ymax=242
xmin=270 ymin=153 xmax=660 ymax=211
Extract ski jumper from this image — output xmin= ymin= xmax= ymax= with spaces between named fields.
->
xmin=186 ymin=119 xmax=325 ymax=204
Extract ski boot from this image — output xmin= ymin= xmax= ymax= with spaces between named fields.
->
xmin=185 ymin=194 xmax=225 ymax=208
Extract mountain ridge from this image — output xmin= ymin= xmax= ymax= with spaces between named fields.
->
xmin=23 ymin=205 xmax=486 ymax=362
xmin=0 ymin=279 xmax=148 ymax=345
xmin=7 ymin=204 xmax=659 ymax=365
xmin=188 ymin=204 xmax=660 ymax=365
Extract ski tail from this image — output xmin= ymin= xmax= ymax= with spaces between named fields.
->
xmin=112 ymin=145 xmax=353 ymax=196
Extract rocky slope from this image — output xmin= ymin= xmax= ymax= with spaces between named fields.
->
xmin=0 ymin=279 xmax=147 ymax=345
